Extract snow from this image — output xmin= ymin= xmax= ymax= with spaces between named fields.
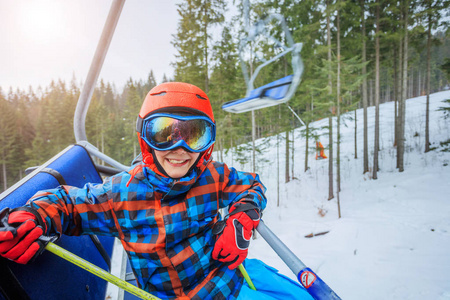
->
xmin=217 ymin=90 xmax=450 ymax=299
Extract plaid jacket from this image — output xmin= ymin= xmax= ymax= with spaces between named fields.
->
xmin=28 ymin=158 xmax=267 ymax=299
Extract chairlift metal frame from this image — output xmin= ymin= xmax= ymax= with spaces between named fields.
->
xmin=221 ymin=0 xmax=304 ymax=114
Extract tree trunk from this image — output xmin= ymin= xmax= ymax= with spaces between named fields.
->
xmin=250 ymin=49 xmax=256 ymax=173
xmin=203 ymin=6 xmax=209 ymax=93
xmin=397 ymin=19 xmax=403 ymax=169
xmin=2 ymin=162 xmax=7 ymax=191
xmin=328 ymin=116 xmax=334 ymax=200
xmin=252 ymin=110 xmax=256 ymax=173
xmin=385 ymin=82 xmax=390 ymax=103
xmin=394 ymin=47 xmax=398 ymax=147
xmin=425 ymin=10 xmax=432 ymax=153
xmin=361 ymin=0 xmax=369 ymax=173
xmin=355 ymin=108 xmax=358 ymax=159
xmin=418 ymin=68 xmax=421 ymax=97
xmin=291 ymin=129 xmax=295 ymax=179
xmin=373 ymin=0 xmax=380 ymax=180
xmin=305 ymin=123 xmax=309 ymax=172
xmin=231 ymin=137 xmax=234 ymax=167
xmin=336 ymin=3 xmax=342 ymax=217
xmin=337 ymin=5 xmax=341 ymax=192
xmin=277 ymin=106 xmax=281 ymax=206
xmin=327 ymin=0 xmax=334 ymax=200
xmin=2 ymin=148 xmax=7 ymax=191
xmin=285 ymin=129 xmax=290 ymax=183
xmin=133 ymin=131 xmax=137 ymax=160
xmin=219 ymin=138 xmax=224 ymax=162
xmin=101 ymin=130 xmax=105 ymax=166
xmin=399 ymin=1 xmax=409 ymax=173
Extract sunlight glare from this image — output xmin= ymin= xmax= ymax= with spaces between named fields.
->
xmin=19 ymin=2 xmax=66 ymax=43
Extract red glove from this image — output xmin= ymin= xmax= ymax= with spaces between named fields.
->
xmin=0 ymin=208 xmax=46 ymax=264
xmin=212 ymin=202 xmax=260 ymax=269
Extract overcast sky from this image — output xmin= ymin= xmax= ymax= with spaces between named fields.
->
xmin=0 ymin=0 xmax=180 ymax=93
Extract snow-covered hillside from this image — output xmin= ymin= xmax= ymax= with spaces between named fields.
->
xmin=219 ymin=91 xmax=450 ymax=299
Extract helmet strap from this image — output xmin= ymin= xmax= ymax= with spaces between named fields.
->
xmin=151 ymin=149 xmax=170 ymax=178
xmin=199 ymin=145 xmax=214 ymax=166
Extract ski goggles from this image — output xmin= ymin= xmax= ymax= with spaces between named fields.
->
xmin=137 ymin=113 xmax=216 ymax=153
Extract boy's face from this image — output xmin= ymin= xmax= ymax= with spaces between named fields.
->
xmin=153 ymin=148 xmax=200 ymax=178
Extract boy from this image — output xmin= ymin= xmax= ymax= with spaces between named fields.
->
xmin=0 ymin=82 xmax=311 ymax=299
xmin=0 ymin=82 xmax=266 ymax=299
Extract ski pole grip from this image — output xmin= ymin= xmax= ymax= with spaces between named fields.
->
xmin=256 ymin=220 xmax=341 ymax=300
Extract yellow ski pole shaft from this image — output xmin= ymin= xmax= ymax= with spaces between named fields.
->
xmin=45 ymin=242 xmax=161 ymax=300
xmin=238 ymin=264 xmax=256 ymax=291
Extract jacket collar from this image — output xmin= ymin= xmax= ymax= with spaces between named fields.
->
xmin=127 ymin=157 xmax=211 ymax=198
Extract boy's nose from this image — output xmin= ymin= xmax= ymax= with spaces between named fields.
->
xmin=171 ymin=147 xmax=188 ymax=154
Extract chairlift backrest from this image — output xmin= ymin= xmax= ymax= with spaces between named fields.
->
xmin=0 ymin=144 xmax=115 ymax=299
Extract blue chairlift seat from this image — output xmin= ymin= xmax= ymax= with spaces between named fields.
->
xmin=0 ymin=144 xmax=115 ymax=300
xmin=222 ymin=75 xmax=293 ymax=113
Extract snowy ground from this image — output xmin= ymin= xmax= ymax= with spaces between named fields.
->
xmin=216 ymin=90 xmax=450 ymax=300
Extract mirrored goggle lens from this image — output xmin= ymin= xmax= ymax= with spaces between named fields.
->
xmin=144 ymin=117 xmax=214 ymax=151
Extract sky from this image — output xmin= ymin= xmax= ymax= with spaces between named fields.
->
xmin=0 ymin=0 xmax=181 ymax=93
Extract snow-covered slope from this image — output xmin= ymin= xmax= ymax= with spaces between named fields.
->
xmin=219 ymin=91 xmax=450 ymax=299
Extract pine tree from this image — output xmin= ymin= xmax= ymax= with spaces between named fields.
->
xmin=172 ymin=0 xmax=226 ymax=91
xmin=0 ymin=96 xmax=18 ymax=191
xmin=122 ymin=80 xmax=142 ymax=163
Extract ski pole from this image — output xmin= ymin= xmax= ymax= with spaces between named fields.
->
xmin=256 ymin=220 xmax=341 ymax=300
xmin=45 ymin=242 xmax=161 ymax=300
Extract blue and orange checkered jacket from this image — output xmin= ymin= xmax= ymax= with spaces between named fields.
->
xmin=27 ymin=158 xmax=267 ymax=299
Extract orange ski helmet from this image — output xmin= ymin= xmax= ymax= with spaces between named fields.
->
xmin=136 ymin=82 xmax=215 ymax=166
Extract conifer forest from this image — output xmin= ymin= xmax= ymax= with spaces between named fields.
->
xmin=1 ymin=0 xmax=449 ymax=193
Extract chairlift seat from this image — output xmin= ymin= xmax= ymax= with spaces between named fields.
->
xmin=0 ymin=144 xmax=114 ymax=300
xmin=222 ymin=75 xmax=293 ymax=113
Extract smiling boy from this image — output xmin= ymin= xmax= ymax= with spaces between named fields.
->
xmin=0 ymin=82 xmax=267 ymax=299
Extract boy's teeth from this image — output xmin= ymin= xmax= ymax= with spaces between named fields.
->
xmin=168 ymin=159 xmax=186 ymax=164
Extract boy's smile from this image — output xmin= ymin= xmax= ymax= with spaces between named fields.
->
xmin=153 ymin=148 xmax=200 ymax=178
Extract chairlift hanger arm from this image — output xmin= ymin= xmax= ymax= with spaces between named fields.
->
xmin=244 ymin=43 xmax=302 ymax=94
xmin=244 ymin=13 xmax=295 ymax=47
xmin=72 ymin=0 xmax=129 ymax=171
xmin=74 ymin=0 xmax=125 ymax=142
xmin=223 ymin=0 xmax=304 ymax=114
xmin=238 ymin=0 xmax=303 ymax=95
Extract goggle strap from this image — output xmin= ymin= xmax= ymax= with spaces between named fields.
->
xmin=136 ymin=116 xmax=144 ymax=133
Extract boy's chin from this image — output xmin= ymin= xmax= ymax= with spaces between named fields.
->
xmin=165 ymin=168 xmax=190 ymax=179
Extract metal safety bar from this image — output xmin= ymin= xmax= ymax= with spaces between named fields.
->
xmin=256 ymin=221 xmax=341 ymax=299
xmin=256 ymin=220 xmax=306 ymax=275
